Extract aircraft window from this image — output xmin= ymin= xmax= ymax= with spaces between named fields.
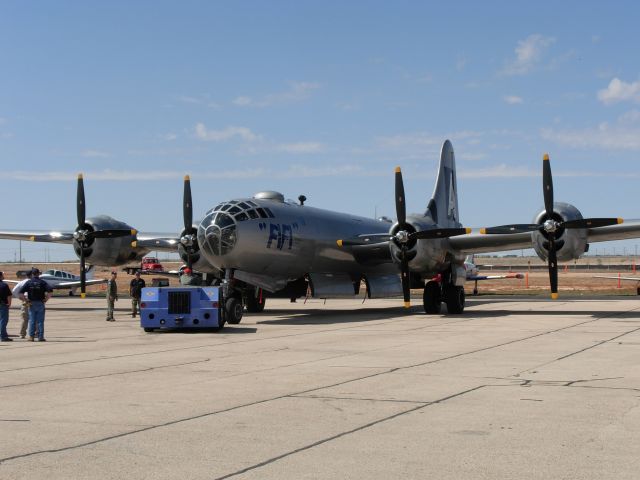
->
xmin=221 ymin=204 xmax=232 ymax=211
xmin=256 ymin=208 xmax=268 ymax=218
xmin=44 ymin=270 xmax=55 ymax=275
xmin=235 ymin=212 xmax=248 ymax=221
xmin=228 ymin=206 xmax=241 ymax=214
xmin=237 ymin=202 xmax=250 ymax=210
xmin=214 ymin=213 xmax=234 ymax=229
xmin=264 ymin=208 xmax=275 ymax=218
xmin=247 ymin=209 xmax=259 ymax=219
xmin=213 ymin=204 xmax=223 ymax=211
xmin=228 ymin=200 xmax=239 ymax=205
xmin=246 ymin=201 xmax=258 ymax=207
xmin=55 ymin=271 xmax=63 ymax=278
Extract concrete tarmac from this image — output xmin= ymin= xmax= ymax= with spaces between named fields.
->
xmin=0 ymin=296 xmax=639 ymax=479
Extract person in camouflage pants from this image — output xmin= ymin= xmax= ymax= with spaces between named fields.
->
xmin=106 ymin=271 xmax=118 ymax=321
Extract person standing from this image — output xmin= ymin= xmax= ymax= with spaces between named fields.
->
xmin=106 ymin=271 xmax=118 ymax=321
xmin=18 ymin=268 xmax=52 ymax=342
xmin=129 ymin=271 xmax=145 ymax=317
xmin=12 ymin=271 xmax=32 ymax=338
xmin=179 ymin=267 xmax=201 ymax=286
xmin=0 ymin=272 xmax=13 ymax=341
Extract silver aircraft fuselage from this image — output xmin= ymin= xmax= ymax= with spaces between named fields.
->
xmin=196 ymin=195 xmax=398 ymax=280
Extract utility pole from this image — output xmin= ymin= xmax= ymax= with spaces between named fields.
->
xmin=19 ymin=240 xmax=22 ymax=263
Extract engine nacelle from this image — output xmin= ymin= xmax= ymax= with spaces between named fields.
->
xmin=532 ymin=202 xmax=588 ymax=262
xmin=73 ymin=215 xmax=141 ymax=265
xmin=388 ymin=215 xmax=454 ymax=276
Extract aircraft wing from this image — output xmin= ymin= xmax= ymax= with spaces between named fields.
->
xmin=593 ymin=275 xmax=640 ymax=282
xmin=55 ymin=278 xmax=108 ymax=289
xmin=133 ymin=234 xmax=181 ymax=251
xmin=468 ymin=273 xmax=524 ymax=281
xmin=0 ymin=229 xmax=182 ymax=252
xmin=0 ymin=229 xmax=75 ymax=244
xmin=450 ymin=220 xmax=640 ymax=254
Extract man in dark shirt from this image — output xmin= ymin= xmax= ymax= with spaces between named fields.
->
xmin=0 ymin=271 xmax=13 ymax=341
xmin=19 ymin=268 xmax=53 ymax=342
xmin=129 ymin=271 xmax=146 ymax=318
xmin=106 ymin=271 xmax=118 ymax=321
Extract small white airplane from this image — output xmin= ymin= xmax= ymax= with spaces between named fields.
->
xmin=7 ymin=265 xmax=108 ymax=295
xmin=464 ymin=255 xmax=524 ymax=295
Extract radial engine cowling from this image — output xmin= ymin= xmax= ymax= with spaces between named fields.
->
xmin=73 ymin=215 xmax=139 ymax=265
xmin=388 ymin=216 xmax=451 ymax=275
xmin=532 ymin=202 xmax=588 ymax=262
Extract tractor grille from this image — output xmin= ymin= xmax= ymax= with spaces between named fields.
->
xmin=168 ymin=291 xmax=191 ymax=314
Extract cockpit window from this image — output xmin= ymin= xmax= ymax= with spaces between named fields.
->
xmin=228 ymin=206 xmax=241 ymax=214
xmin=237 ymin=202 xmax=250 ymax=209
xmin=256 ymin=208 xmax=268 ymax=218
xmin=263 ymin=208 xmax=275 ymax=218
xmin=247 ymin=209 xmax=259 ymax=219
xmin=221 ymin=204 xmax=232 ymax=211
xmin=235 ymin=212 xmax=248 ymax=221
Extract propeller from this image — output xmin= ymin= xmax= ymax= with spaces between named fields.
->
xmin=480 ymin=154 xmax=623 ymax=299
xmin=179 ymin=175 xmax=199 ymax=270
xmin=338 ymin=167 xmax=471 ymax=309
xmin=73 ymin=174 xmax=135 ymax=298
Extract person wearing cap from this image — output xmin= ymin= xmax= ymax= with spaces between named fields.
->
xmin=179 ymin=267 xmax=201 ymax=286
xmin=106 ymin=271 xmax=118 ymax=321
xmin=18 ymin=268 xmax=52 ymax=342
xmin=129 ymin=271 xmax=146 ymax=318
xmin=12 ymin=270 xmax=33 ymax=338
xmin=0 ymin=271 xmax=13 ymax=341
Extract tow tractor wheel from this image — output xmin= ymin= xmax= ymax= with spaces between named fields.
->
xmin=444 ymin=285 xmax=465 ymax=314
xmin=246 ymin=291 xmax=266 ymax=313
xmin=226 ymin=297 xmax=244 ymax=324
xmin=423 ymin=280 xmax=442 ymax=314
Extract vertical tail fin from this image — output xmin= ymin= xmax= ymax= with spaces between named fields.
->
xmin=85 ymin=265 xmax=95 ymax=280
xmin=425 ymin=140 xmax=460 ymax=228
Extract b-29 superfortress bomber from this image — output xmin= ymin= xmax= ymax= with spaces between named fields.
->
xmin=2 ymin=140 xmax=639 ymax=323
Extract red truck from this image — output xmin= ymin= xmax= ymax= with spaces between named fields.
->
xmin=124 ymin=256 xmax=164 ymax=275
xmin=141 ymin=257 xmax=164 ymax=272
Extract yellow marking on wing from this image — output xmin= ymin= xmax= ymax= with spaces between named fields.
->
xmin=479 ymin=228 xmax=487 ymax=234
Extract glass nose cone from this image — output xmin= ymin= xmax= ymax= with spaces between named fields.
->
xmin=197 ymin=211 xmax=237 ymax=257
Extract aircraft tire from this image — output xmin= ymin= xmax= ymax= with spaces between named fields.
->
xmin=246 ymin=293 xmax=266 ymax=313
xmin=226 ymin=297 xmax=244 ymax=324
xmin=143 ymin=328 xmax=155 ymax=333
xmin=423 ymin=281 xmax=441 ymax=314
xmin=444 ymin=285 xmax=465 ymax=314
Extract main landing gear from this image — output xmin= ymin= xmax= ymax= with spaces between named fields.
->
xmin=422 ymin=280 xmax=465 ymax=314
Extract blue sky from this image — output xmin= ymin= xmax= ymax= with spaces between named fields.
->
xmin=1 ymin=1 xmax=640 ymax=261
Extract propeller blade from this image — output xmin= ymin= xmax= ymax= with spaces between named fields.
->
xmin=79 ymin=248 xmax=86 ymax=298
xmin=88 ymin=229 xmax=136 ymax=239
xmin=548 ymin=235 xmax=558 ymax=299
xmin=395 ymin=167 xmax=406 ymax=226
xmin=400 ymin=250 xmax=411 ymax=308
xmin=183 ymin=175 xmax=193 ymax=232
xmin=410 ymin=227 xmax=471 ymax=240
xmin=77 ymin=173 xmax=86 ymax=227
xmin=542 ymin=153 xmax=554 ymax=216
xmin=562 ymin=217 xmax=623 ymax=229
xmin=480 ymin=224 xmax=541 ymax=234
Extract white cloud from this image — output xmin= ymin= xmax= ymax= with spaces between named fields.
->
xmin=597 ymin=78 xmax=640 ymax=105
xmin=178 ymin=94 xmax=220 ymax=109
xmin=503 ymin=95 xmax=523 ymax=105
xmin=276 ymin=142 xmax=324 ymax=154
xmin=194 ymin=123 xmax=261 ymax=142
xmin=80 ymin=149 xmax=110 ymax=158
xmin=232 ymin=81 xmax=321 ymax=108
xmin=541 ymin=123 xmax=640 ymax=150
xmin=161 ymin=133 xmax=178 ymax=141
xmin=502 ymin=34 xmax=556 ymax=75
